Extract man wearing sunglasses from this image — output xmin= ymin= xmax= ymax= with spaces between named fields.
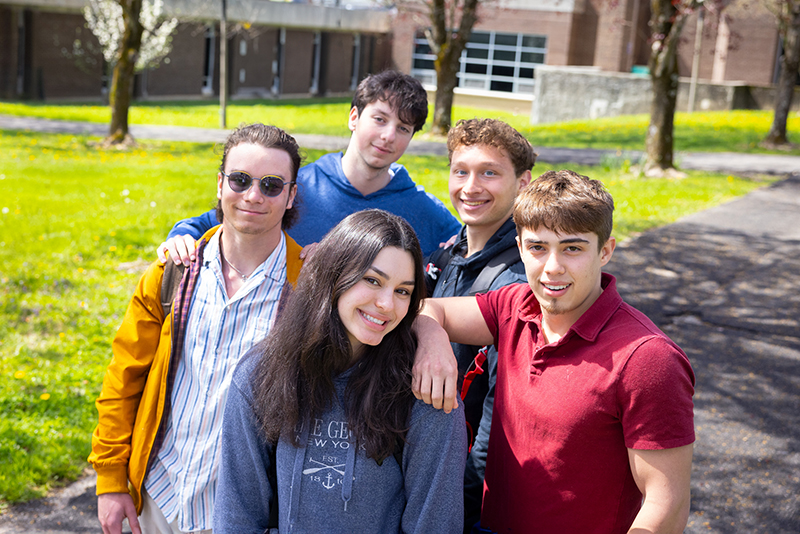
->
xmin=89 ymin=124 xmax=304 ymax=534
xmin=157 ymin=70 xmax=461 ymax=265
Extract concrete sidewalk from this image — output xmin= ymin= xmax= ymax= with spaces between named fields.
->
xmin=3 ymin=114 xmax=799 ymax=175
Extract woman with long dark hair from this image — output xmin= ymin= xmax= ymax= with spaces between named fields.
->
xmin=214 ymin=209 xmax=466 ymax=533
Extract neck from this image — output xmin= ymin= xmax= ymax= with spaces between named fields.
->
xmin=539 ymin=313 xmax=573 ymax=344
xmin=341 ymin=150 xmax=393 ymax=196
xmin=219 ymin=226 xmax=282 ymax=278
xmin=539 ymin=283 xmax=605 ymax=344
xmin=464 ymin=215 xmax=511 ymax=258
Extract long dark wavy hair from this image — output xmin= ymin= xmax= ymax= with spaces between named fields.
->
xmin=251 ymin=209 xmax=426 ymax=462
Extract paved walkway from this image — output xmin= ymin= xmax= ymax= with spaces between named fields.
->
xmin=1 ymin=116 xmax=798 ymax=533
xmin=2 ymin=114 xmax=800 ymax=175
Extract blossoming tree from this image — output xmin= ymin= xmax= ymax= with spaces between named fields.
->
xmin=84 ymin=0 xmax=178 ymax=146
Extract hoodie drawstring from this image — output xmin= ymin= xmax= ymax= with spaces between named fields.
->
xmin=341 ymin=438 xmax=357 ymax=511
xmin=287 ymin=424 xmax=309 ymax=531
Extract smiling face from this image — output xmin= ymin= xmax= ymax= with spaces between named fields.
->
xmin=516 ymin=225 xmax=615 ymax=334
xmin=346 ymin=99 xmax=415 ymax=174
xmin=216 ymin=143 xmax=296 ymax=240
xmin=337 ymin=246 xmax=416 ymax=356
xmin=449 ymin=144 xmax=531 ymax=234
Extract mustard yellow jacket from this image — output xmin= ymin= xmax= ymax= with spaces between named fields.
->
xmin=88 ymin=226 xmax=303 ymax=512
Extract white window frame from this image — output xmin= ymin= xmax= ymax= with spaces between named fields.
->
xmin=411 ymin=30 xmax=547 ymax=95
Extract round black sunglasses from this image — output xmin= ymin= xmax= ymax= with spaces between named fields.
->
xmin=222 ymin=171 xmax=295 ymax=197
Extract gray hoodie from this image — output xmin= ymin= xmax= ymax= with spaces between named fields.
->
xmin=214 ymin=351 xmax=467 ymax=534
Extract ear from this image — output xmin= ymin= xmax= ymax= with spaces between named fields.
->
xmin=217 ymin=172 xmax=224 ymax=200
xmin=517 ymin=169 xmax=532 ymax=192
xmin=348 ymin=106 xmax=359 ymax=132
xmin=599 ymin=236 xmax=616 ymax=266
xmin=285 ymin=183 xmax=297 ymax=210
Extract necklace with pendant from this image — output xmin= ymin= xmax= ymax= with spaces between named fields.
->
xmin=221 ymin=245 xmax=253 ymax=280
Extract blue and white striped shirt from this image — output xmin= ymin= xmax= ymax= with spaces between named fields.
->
xmin=144 ymin=230 xmax=287 ymax=531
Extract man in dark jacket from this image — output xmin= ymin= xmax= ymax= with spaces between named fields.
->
xmin=423 ymin=119 xmax=536 ymax=531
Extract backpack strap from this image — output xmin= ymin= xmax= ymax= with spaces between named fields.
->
xmin=468 ymin=245 xmax=520 ymax=296
xmin=424 ymin=244 xmax=455 ymax=296
xmin=161 ymin=261 xmax=187 ymax=318
xmin=461 ymin=346 xmax=489 ymax=452
xmin=461 ymin=346 xmax=489 ymax=403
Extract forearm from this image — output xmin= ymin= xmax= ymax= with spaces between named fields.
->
xmin=410 ymin=314 xmax=458 ymax=412
xmin=627 ymin=444 xmax=693 ymax=534
xmin=627 ymin=493 xmax=690 ymax=534
xmin=419 ymin=297 xmax=493 ymax=346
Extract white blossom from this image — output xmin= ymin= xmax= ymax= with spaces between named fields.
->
xmin=83 ymin=0 xmax=178 ymax=71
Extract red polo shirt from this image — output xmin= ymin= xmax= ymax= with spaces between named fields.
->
xmin=476 ymin=274 xmax=695 ymax=534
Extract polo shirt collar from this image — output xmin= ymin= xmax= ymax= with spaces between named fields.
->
xmin=568 ymin=273 xmax=624 ymax=342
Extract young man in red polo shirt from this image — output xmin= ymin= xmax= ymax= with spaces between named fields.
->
xmin=418 ymin=169 xmax=695 ymax=534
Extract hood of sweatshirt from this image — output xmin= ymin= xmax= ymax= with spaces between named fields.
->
xmin=318 ymin=152 xmax=419 ymax=199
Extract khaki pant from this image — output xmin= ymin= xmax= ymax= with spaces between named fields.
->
xmin=139 ymin=490 xmax=213 ymax=534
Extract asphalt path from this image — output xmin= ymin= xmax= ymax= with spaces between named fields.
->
xmin=2 ymin=115 xmax=800 ymax=175
xmin=0 ymin=116 xmax=798 ymax=533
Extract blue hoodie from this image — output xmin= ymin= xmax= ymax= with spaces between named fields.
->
xmin=214 ymin=351 xmax=467 ymax=534
xmin=168 ymin=153 xmax=461 ymax=257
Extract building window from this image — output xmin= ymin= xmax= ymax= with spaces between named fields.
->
xmin=411 ymin=30 xmax=546 ymax=94
xmin=202 ymin=24 xmax=216 ymax=96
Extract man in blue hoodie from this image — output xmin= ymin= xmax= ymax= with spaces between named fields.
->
xmin=424 ymin=119 xmax=535 ymax=532
xmin=158 ymin=70 xmax=460 ymax=261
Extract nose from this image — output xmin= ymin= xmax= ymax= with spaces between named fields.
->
xmin=375 ymin=288 xmax=395 ymax=312
xmin=381 ymin=126 xmax=396 ymax=143
xmin=462 ymin=173 xmax=481 ymax=194
xmin=543 ymin=251 xmax=564 ymax=275
xmin=243 ymin=180 xmax=265 ymax=202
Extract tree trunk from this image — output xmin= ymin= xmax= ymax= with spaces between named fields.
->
xmin=646 ymin=48 xmax=679 ymax=171
xmin=645 ymin=0 xmax=691 ymax=174
xmin=107 ymin=0 xmax=144 ymax=146
xmin=764 ymin=4 xmax=800 ymax=146
xmin=427 ymin=0 xmax=480 ymax=136
xmin=431 ymin=47 xmax=459 ymax=136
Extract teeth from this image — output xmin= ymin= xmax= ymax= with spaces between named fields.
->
xmin=544 ymin=284 xmax=568 ymax=291
xmin=462 ymin=200 xmax=486 ymax=206
xmin=361 ymin=311 xmax=386 ymax=325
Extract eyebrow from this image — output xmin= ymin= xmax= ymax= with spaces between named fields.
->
xmin=523 ymin=237 xmax=591 ymax=246
xmin=370 ymin=266 xmax=415 ymax=287
xmin=371 ymin=106 xmax=412 ymax=128
xmin=452 ymin=160 xmax=503 ymax=169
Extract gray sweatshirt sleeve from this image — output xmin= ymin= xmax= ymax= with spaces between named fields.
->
xmin=400 ymin=399 xmax=468 ymax=534
xmin=213 ymin=375 xmax=275 ymax=534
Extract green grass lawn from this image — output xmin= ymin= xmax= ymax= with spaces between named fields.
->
xmin=0 ymin=129 xmax=775 ymax=508
xmin=2 ymin=99 xmax=798 ymax=156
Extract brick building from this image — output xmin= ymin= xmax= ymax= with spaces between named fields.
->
xmin=0 ymin=0 xmax=393 ymax=101
xmin=397 ymin=0 xmax=785 ymax=105
xmin=0 ymin=0 xmax=790 ymax=102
